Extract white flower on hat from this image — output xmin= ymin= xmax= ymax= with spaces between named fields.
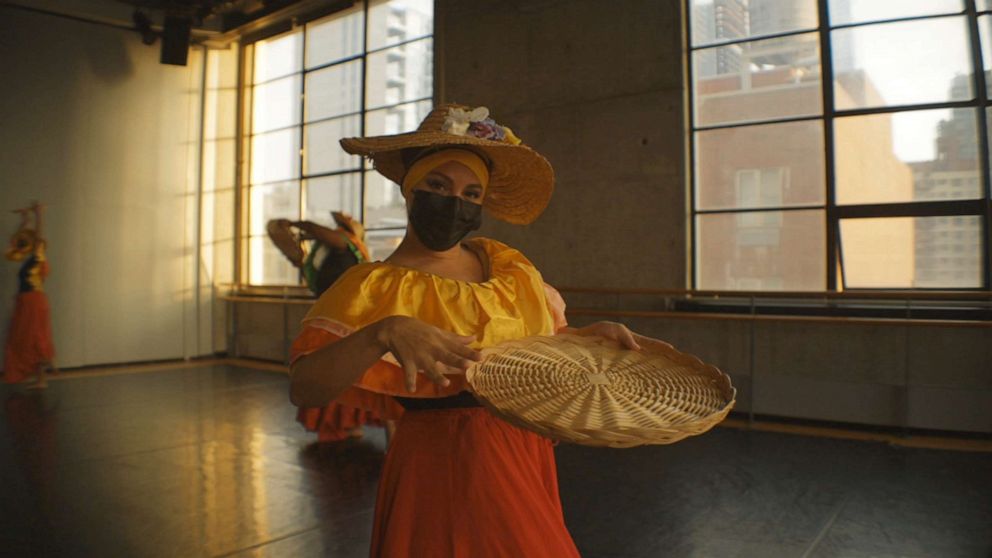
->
xmin=442 ymin=106 xmax=490 ymax=136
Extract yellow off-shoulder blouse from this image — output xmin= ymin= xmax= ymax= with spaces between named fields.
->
xmin=291 ymin=237 xmax=567 ymax=418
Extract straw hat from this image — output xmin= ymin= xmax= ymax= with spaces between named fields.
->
xmin=331 ymin=211 xmax=365 ymax=241
xmin=5 ymin=229 xmax=39 ymax=262
xmin=465 ymin=334 xmax=736 ymax=448
xmin=340 ymin=104 xmax=554 ymax=225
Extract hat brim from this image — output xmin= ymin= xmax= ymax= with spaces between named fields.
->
xmin=341 ymin=131 xmax=554 ymax=225
xmin=331 ymin=211 xmax=365 ymax=240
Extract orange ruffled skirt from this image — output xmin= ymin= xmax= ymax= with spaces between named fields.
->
xmin=371 ymin=407 xmax=580 ymax=558
xmin=296 ymin=401 xmax=384 ymax=442
xmin=4 ymin=291 xmax=54 ymax=384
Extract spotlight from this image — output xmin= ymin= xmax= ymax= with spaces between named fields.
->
xmin=132 ymin=10 xmax=157 ymax=46
xmin=160 ymin=15 xmax=193 ymax=66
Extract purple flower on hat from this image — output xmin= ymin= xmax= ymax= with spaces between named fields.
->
xmin=468 ymin=118 xmax=506 ymax=141
xmin=441 ymin=106 xmax=521 ymax=145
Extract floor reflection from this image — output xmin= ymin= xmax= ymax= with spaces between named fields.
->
xmin=0 ymin=364 xmax=988 ymax=558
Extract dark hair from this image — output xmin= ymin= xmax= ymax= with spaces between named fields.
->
xmin=312 ymin=249 xmax=360 ymax=295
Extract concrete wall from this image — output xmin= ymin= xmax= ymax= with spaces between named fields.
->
xmin=439 ymin=0 xmax=687 ymax=289
xmin=0 ymin=8 xmax=232 ymax=367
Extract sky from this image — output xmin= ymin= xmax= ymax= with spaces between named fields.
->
xmin=839 ymin=0 xmax=975 ymax=162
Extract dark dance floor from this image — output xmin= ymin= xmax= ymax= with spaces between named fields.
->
xmin=1 ymin=363 xmax=990 ymax=557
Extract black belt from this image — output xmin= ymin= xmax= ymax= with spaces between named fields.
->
xmin=394 ymin=391 xmax=482 ymax=410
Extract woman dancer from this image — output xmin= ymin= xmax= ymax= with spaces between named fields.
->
xmin=267 ymin=212 xmax=385 ymax=442
xmin=289 ymin=104 xmax=639 ymax=556
xmin=4 ymin=202 xmax=55 ymax=389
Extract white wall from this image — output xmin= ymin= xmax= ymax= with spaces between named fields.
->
xmin=0 ymin=8 xmax=227 ymax=367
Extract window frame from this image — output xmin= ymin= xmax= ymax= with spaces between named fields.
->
xmin=234 ymin=0 xmax=435 ymax=291
xmin=686 ymin=0 xmax=992 ymax=294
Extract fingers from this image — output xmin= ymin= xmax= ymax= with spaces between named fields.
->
xmin=632 ymin=333 xmax=674 ymax=354
xmin=618 ymin=326 xmax=641 ymax=351
xmin=431 ymin=332 xmax=481 ymax=367
xmin=386 ymin=318 xmax=483 ymax=390
xmin=448 ymin=339 xmax=482 ymax=362
xmin=423 ymin=361 xmax=452 ymax=388
xmin=438 ymin=361 xmax=468 ymax=376
xmin=576 ymin=321 xmax=643 ymax=351
xmin=436 ymin=349 xmax=476 ymax=373
xmin=402 ymin=358 xmax=462 ymax=393
xmin=401 ymin=359 xmax=419 ymax=393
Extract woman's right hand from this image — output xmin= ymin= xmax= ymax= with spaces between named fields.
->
xmin=374 ymin=316 xmax=482 ymax=392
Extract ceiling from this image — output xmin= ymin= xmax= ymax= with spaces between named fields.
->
xmin=1 ymin=0 xmax=324 ymax=36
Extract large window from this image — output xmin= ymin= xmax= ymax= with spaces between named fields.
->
xmin=243 ymin=0 xmax=433 ymax=286
xmin=688 ymin=0 xmax=992 ymax=291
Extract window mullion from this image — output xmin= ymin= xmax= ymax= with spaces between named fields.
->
xmin=819 ymin=0 xmax=838 ymax=292
xmin=685 ymin=0 xmax=698 ymax=290
xmin=360 ymin=0 xmax=369 ymax=226
xmin=964 ymin=0 xmax=992 ymax=288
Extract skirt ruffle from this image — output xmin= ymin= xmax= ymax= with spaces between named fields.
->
xmin=4 ymin=291 xmax=54 ymax=384
xmin=296 ymin=401 xmax=384 ymax=442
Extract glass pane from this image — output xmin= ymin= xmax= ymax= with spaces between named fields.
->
xmin=697 ymin=210 xmax=826 ymax=291
xmin=695 ymin=120 xmax=825 ymax=210
xmin=253 ymin=32 xmax=302 ymax=83
xmin=364 ymin=172 xmax=408 ymax=229
xmin=304 ymin=173 xmax=362 ymax=227
xmin=304 ymin=115 xmax=362 ymax=175
xmin=251 ymin=75 xmax=301 ymax=134
xmin=981 ymin=0 xmax=992 ymax=12
xmin=305 ymin=60 xmax=363 ymax=122
xmin=828 ymin=0 xmax=963 ymax=26
xmin=980 ymin=16 xmax=992 ymax=98
xmin=689 ymin=0 xmax=817 ymax=47
xmin=694 ymin=32 xmax=821 ymax=126
xmin=249 ymin=182 xmax=300 ymax=236
xmin=365 ymin=99 xmax=433 ymax=136
xmin=365 ymin=228 xmax=405 ymax=261
xmin=363 ymin=100 xmax=432 ymax=169
xmin=250 ymin=129 xmax=300 ymax=184
xmin=366 ymin=39 xmax=433 ymax=109
xmin=835 ymin=109 xmax=982 ymax=205
xmin=987 ymin=108 xmax=992 ymax=196
xmin=368 ymin=0 xmax=434 ymax=50
xmin=306 ymin=5 xmax=364 ymax=69
xmin=832 ymin=17 xmax=973 ymax=110
xmin=914 ymin=216 xmax=984 ymax=288
xmin=249 ymin=236 xmax=300 ymax=285
xmin=841 ymin=217 xmax=982 ymax=288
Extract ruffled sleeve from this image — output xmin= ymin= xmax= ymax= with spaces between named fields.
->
xmin=543 ymin=283 xmax=568 ymax=332
xmin=290 ymin=326 xmax=407 ymax=420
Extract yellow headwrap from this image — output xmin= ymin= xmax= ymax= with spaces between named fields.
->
xmin=400 ymin=149 xmax=490 ymax=199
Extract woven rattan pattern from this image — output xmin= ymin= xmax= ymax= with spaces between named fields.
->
xmin=466 ymin=334 xmax=735 ymax=448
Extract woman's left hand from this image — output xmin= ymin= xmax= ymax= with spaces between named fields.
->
xmin=568 ymin=321 xmax=641 ymax=351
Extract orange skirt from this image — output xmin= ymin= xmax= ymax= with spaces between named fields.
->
xmin=371 ymin=407 xmax=580 ymax=558
xmin=296 ymin=401 xmax=384 ymax=442
xmin=4 ymin=291 xmax=54 ymax=384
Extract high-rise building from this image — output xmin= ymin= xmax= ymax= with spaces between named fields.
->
xmin=910 ymin=73 xmax=984 ymax=288
xmin=693 ymin=0 xmax=748 ymax=78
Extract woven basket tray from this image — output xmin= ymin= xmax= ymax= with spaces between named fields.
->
xmin=465 ymin=333 xmax=735 ymax=448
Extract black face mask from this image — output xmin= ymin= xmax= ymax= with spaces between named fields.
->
xmin=409 ymin=190 xmax=483 ymax=251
